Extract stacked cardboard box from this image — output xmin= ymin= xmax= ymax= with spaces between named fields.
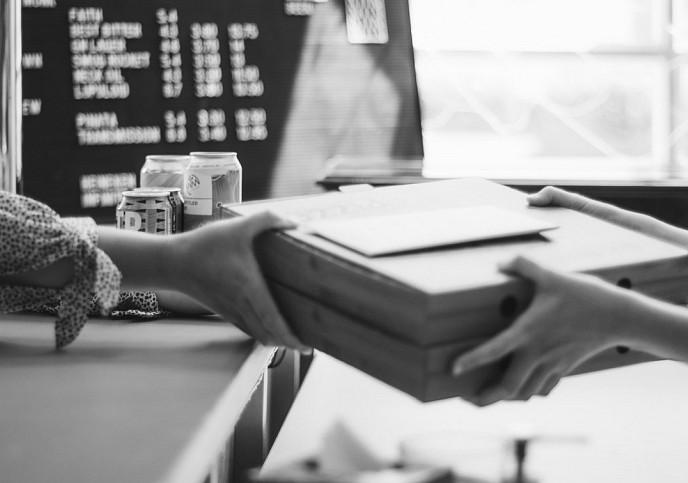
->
xmin=225 ymin=178 xmax=688 ymax=401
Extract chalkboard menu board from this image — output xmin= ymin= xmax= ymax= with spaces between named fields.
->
xmin=21 ymin=0 xmax=422 ymax=222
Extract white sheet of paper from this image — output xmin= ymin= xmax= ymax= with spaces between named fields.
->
xmin=304 ymin=206 xmax=558 ymax=256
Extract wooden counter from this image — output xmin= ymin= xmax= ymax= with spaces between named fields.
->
xmin=0 ymin=313 xmax=276 ymax=483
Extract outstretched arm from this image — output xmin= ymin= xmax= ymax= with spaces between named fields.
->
xmin=97 ymin=212 xmax=307 ymax=351
xmin=452 ymin=256 xmax=688 ymax=407
xmin=529 ymin=187 xmax=688 ymax=248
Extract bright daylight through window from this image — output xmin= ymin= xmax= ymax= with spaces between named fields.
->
xmin=409 ymin=0 xmax=688 ymax=183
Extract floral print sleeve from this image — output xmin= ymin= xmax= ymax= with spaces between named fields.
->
xmin=38 ymin=289 xmax=173 ymax=321
xmin=0 ymin=191 xmax=121 ymax=348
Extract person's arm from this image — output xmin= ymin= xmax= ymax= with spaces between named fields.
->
xmin=528 ymin=187 xmax=688 ymax=248
xmin=451 ymin=255 xmax=688 ymax=407
xmin=0 ymin=186 xmax=302 ymax=350
xmin=0 ymin=257 xmax=74 ymax=289
xmin=97 ymin=211 xmax=307 ymax=352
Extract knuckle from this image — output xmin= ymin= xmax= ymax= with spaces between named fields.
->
xmin=511 ymin=254 xmax=527 ymax=266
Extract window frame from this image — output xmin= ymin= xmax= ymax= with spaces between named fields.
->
xmin=409 ymin=0 xmax=688 ymax=185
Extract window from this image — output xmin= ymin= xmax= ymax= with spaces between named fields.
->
xmin=409 ymin=0 xmax=688 ymax=183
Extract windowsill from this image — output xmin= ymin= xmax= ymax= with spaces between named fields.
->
xmin=318 ymin=155 xmax=688 ymax=192
xmin=423 ymin=156 xmax=688 ymax=188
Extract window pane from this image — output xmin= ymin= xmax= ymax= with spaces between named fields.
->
xmin=416 ymin=53 xmax=662 ymax=179
xmin=674 ymin=0 xmax=688 ymax=53
xmin=674 ymin=63 xmax=688 ymax=171
xmin=410 ymin=0 xmax=666 ymax=51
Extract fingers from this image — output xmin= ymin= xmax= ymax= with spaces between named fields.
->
xmin=526 ymin=186 xmax=588 ymax=211
xmin=192 ymin=210 xmax=306 ymax=352
xmin=452 ymin=329 xmax=520 ymax=377
xmin=475 ymin=365 xmax=564 ymax=406
xmin=508 ymin=365 xmax=563 ymax=400
xmin=220 ymin=282 xmax=308 ymax=353
xmin=233 ymin=211 xmax=303 ymax=349
xmin=211 ymin=233 xmax=307 ymax=351
xmin=484 ymin=366 xmax=544 ymax=405
xmin=469 ymin=358 xmax=535 ymax=406
xmin=537 ymin=373 xmax=562 ymax=397
xmin=453 ymin=255 xmax=563 ymax=405
xmin=460 ymin=352 xmax=566 ymax=406
xmin=241 ymin=215 xmax=308 ymax=351
xmin=452 ymin=255 xmax=546 ymax=377
xmin=526 ymin=186 xmax=565 ymax=206
xmin=527 ymin=187 xmax=627 ymax=227
xmin=241 ymin=266 xmax=309 ymax=352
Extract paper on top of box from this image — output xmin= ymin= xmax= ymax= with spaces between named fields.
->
xmin=303 ymin=206 xmax=559 ymax=257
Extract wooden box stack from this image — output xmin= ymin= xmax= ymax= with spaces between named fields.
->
xmin=225 ymin=178 xmax=688 ymax=401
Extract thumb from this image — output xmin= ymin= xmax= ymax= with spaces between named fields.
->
xmin=498 ymin=255 xmax=549 ymax=285
xmin=241 ymin=211 xmax=296 ymax=237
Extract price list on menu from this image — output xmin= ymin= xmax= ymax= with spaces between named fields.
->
xmin=20 ymin=0 xmax=423 ymax=221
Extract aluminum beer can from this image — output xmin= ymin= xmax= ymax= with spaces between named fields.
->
xmin=140 ymin=154 xmax=189 ymax=190
xmin=134 ymin=186 xmax=184 ymax=233
xmin=183 ymin=151 xmax=242 ymax=230
xmin=116 ymin=190 xmax=173 ymax=235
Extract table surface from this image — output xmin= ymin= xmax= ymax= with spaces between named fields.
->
xmin=264 ymin=353 xmax=688 ymax=483
xmin=0 ymin=313 xmax=274 ymax=483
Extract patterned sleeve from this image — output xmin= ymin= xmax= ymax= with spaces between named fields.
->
xmin=0 ymin=191 xmax=122 ymax=348
xmin=97 ymin=290 xmax=173 ymax=320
